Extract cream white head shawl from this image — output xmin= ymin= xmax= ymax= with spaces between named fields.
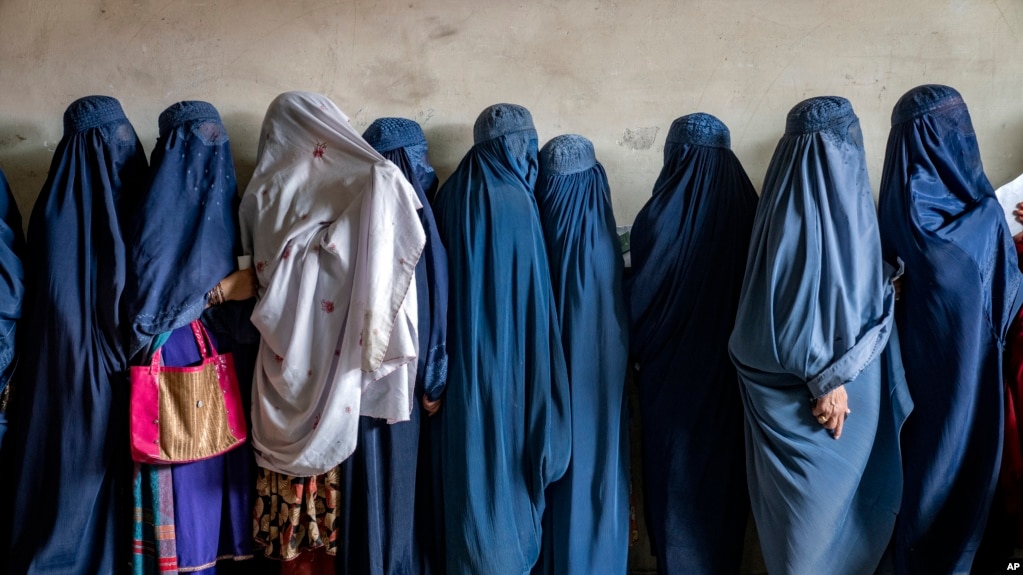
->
xmin=240 ymin=91 xmax=424 ymax=476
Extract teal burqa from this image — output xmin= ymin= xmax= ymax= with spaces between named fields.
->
xmin=532 ymin=135 xmax=629 ymax=575
xmin=728 ymin=96 xmax=913 ymax=575
xmin=434 ymin=104 xmax=572 ymax=574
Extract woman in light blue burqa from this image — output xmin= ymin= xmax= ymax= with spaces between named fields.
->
xmin=434 ymin=104 xmax=572 ymax=574
xmin=532 ymin=134 xmax=629 ymax=575
xmin=728 ymin=96 xmax=912 ymax=575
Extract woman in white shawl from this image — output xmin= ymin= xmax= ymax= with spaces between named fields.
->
xmin=239 ymin=91 xmax=425 ymax=568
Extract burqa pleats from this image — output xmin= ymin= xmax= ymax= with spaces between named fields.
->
xmin=531 ymin=134 xmax=629 ymax=575
xmin=729 ymin=96 xmax=912 ymax=575
xmin=627 ymin=114 xmax=756 ymax=574
xmin=5 ymin=95 xmax=148 ymax=574
xmin=434 ymin=103 xmax=572 ymax=575
xmin=878 ymin=84 xmax=1023 ymax=574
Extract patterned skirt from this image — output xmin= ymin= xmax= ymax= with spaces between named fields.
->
xmin=254 ymin=466 xmax=341 ymax=560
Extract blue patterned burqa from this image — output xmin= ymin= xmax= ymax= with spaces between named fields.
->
xmin=4 ymin=96 xmax=148 ymax=574
xmin=335 ymin=117 xmax=448 ymax=575
xmin=123 ymin=100 xmax=256 ymax=573
xmin=0 ymin=166 xmax=25 ymax=447
xmin=878 ymin=85 xmax=1023 ymax=574
xmin=627 ymin=114 xmax=757 ymax=573
xmin=728 ymin=97 xmax=912 ymax=575
xmin=531 ymin=135 xmax=628 ymax=575
xmin=434 ymin=104 xmax=572 ymax=574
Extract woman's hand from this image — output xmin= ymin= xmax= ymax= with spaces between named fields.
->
xmin=422 ymin=394 xmax=442 ymax=416
xmin=812 ymin=386 xmax=850 ymax=439
xmin=219 ymin=268 xmax=258 ymax=302
xmin=1014 ymin=202 xmax=1023 ymax=243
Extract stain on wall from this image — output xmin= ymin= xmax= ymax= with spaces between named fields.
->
xmin=618 ymin=127 xmax=660 ymax=151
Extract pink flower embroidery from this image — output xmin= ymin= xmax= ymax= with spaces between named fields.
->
xmin=256 ymin=261 xmax=266 ymax=274
xmin=282 ymin=246 xmax=291 ymax=259
xmin=274 ymin=354 xmax=284 ymax=362
xmin=326 ymin=243 xmax=337 ymax=253
xmin=313 ymin=142 xmax=326 ymax=159
xmin=321 ymin=300 xmax=335 ymax=313
xmin=345 ymin=406 xmax=352 ymax=414
xmin=312 ymin=412 xmax=321 ymax=430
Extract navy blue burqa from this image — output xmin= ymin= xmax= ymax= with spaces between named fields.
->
xmin=0 ymin=166 xmax=25 ymax=446
xmin=124 ymin=100 xmax=241 ymax=357
xmin=434 ymin=104 xmax=572 ymax=574
xmin=4 ymin=96 xmax=148 ymax=574
xmin=531 ymin=134 xmax=629 ymax=575
xmin=878 ymin=85 xmax=1023 ymax=574
xmin=124 ymin=100 xmax=257 ymax=572
xmin=729 ymin=97 xmax=912 ymax=575
xmin=626 ymin=114 xmax=757 ymax=573
xmin=335 ymin=117 xmax=449 ymax=575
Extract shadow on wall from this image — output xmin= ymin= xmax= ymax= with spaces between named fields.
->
xmin=0 ymin=123 xmax=56 ymax=230
xmin=222 ymin=111 xmax=268 ymax=195
xmin=424 ymin=122 xmax=477 ymax=185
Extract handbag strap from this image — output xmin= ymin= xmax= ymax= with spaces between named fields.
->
xmin=147 ymin=320 xmax=217 ymax=375
xmin=190 ymin=320 xmax=222 ymax=361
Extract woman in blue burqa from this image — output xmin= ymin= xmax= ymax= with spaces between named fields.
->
xmin=3 ymin=95 xmax=149 ymax=574
xmin=0 ymin=166 xmax=25 ymax=447
xmin=334 ymin=116 xmax=448 ymax=574
xmin=627 ymin=113 xmax=757 ymax=574
xmin=433 ymin=103 xmax=572 ymax=574
xmin=532 ymin=134 xmax=629 ymax=575
xmin=122 ymin=100 xmax=259 ymax=574
xmin=878 ymin=84 xmax=1023 ymax=574
xmin=0 ymin=165 xmax=26 ymax=570
xmin=728 ymin=96 xmax=912 ymax=575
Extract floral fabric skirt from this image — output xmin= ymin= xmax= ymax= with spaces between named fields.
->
xmin=254 ymin=466 xmax=341 ymax=560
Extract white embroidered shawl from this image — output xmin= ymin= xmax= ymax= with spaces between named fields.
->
xmin=240 ymin=91 xmax=424 ymax=476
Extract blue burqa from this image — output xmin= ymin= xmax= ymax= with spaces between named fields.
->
xmin=123 ymin=100 xmax=256 ymax=573
xmin=0 ymin=166 xmax=25 ymax=446
xmin=627 ymin=114 xmax=757 ymax=573
xmin=434 ymin=104 xmax=572 ymax=575
xmin=878 ymin=84 xmax=1023 ymax=574
xmin=531 ymin=134 xmax=629 ymax=575
xmin=336 ymin=117 xmax=448 ymax=575
xmin=4 ymin=96 xmax=148 ymax=574
xmin=728 ymin=96 xmax=913 ymax=575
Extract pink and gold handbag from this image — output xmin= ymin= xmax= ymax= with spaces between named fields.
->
xmin=129 ymin=320 xmax=247 ymax=464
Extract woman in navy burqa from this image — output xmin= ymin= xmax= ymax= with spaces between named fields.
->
xmin=0 ymin=165 xmax=26 ymax=571
xmin=3 ymin=95 xmax=149 ymax=574
xmin=433 ymin=104 xmax=572 ymax=574
xmin=0 ymin=166 xmax=25 ymax=447
xmin=123 ymin=100 xmax=258 ymax=574
xmin=532 ymin=134 xmax=629 ymax=575
xmin=728 ymin=96 xmax=912 ymax=575
xmin=627 ymin=114 xmax=757 ymax=573
xmin=878 ymin=84 xmax=1023 ymax=574
xmin=334 ymin=117 xmax=448 ymax=574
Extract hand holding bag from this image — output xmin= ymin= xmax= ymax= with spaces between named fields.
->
xmin=130 ymin=320 xmax=247 ymax=464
